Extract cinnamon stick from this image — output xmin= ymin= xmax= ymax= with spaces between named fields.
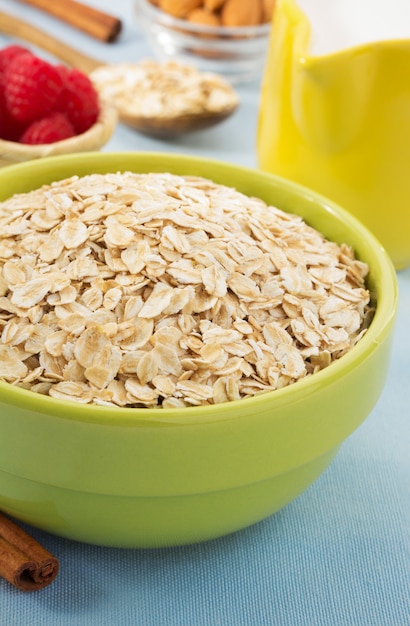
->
xmin=0 ymin=512 xmax=59 ymax=591
xmin=16 ymin=0 xmax=122 ymax=43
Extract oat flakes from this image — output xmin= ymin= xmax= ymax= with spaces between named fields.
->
xmin=0 ymin=172 xmax=372 ymax=407
xmin=90 ymin=60 xmax=239 ymax=121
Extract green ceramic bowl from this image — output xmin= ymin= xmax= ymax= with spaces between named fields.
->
xmin=0 ymin=152 xmax=398 ymax=548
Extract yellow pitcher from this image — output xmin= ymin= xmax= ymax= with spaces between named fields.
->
xmin=257 ymin=0 xmax=410 ymax=269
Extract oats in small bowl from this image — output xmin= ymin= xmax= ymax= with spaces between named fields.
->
xmin=90 ymin=59 xmax=239 ymax=137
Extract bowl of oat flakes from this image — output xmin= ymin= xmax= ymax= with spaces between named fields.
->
xmin=0 ymin=152 xmax=398 ymax=548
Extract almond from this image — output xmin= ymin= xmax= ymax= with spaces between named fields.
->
xmin=221 ymin=0 xmax=263 ymax=27
xmin=261 ymin=0 xmax=276 ymax=23
xmin=159 ymin=0 xmax=202 ymax=19
xmin=203 ymin=0 xmax=225 ymax=11
xmin=187 ymin=8 xmax=221 ymax=27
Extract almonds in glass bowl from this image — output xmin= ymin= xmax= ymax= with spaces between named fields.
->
xmin=152 ymin=0 xmax=275 ymax=26
xmin=135 ymin=0 xmax=274 ymax=83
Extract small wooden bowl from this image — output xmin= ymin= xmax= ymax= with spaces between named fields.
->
xmin=0 ymin=102 xmax=118 ymax=168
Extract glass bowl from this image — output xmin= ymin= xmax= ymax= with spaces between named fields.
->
xmin=134 ymin=0 xmax=272 ymax=83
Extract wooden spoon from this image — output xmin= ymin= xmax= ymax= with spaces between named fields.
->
xmin=0 ymin=11 xmax=239 ymax=138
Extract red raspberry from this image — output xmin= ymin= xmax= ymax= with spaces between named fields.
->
xmin=4 ymin=53 xmax=64 ymax=124
xmin=19 ymin=112 xmax=75 ymax=145
xmin=0 ymin=91 xmax=26 ymax=141
xmin=0 ymin=94 xmax=6 ymax=137
xmin=58 ymin=66 xmax=100 ymax=134
xmin=0 ymin=45 xmax=30 ymax=89
xmin=1 ymin=115 xmax=27 ymax=142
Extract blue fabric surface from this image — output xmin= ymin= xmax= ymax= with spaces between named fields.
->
xmin=0 ymin=1 xmax=409 ymax=624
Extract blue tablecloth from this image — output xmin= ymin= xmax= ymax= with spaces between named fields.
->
xmin=1 ymin=2 xmax=409 ymax=624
